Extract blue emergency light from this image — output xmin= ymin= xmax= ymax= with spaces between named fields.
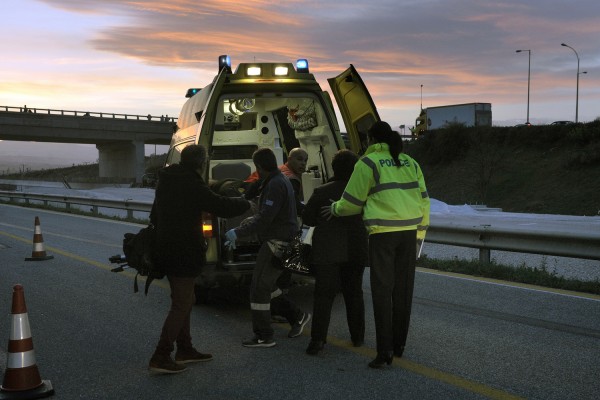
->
xmin=185 ymin=88 xmax=201 ymax=98
xmin=296 ymin=59 xmax=309 ymax=73
xmin=219 ymin=55 xmax=232 ymax=72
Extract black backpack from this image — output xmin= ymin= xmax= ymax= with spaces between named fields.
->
xmin=112 ymin=225 xmax=164 ymax=294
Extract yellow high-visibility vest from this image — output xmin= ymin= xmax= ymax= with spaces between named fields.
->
xmin=331 ymin=143 xmax=430 ymax=239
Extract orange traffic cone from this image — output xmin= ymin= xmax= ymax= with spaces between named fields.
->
xmin=24 ymin=217 xmax=53 ymax=261
xmin=1 ymin=284 xmax=54 ymax=399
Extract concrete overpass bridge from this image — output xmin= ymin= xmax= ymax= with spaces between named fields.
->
xmin=0 ymin=105 xmax=176 ymax=183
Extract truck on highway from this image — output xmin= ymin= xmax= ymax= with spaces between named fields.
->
xmin=164 ymin=55 xmax=379 ymax=300
xmin=410 ymin=102 xmax=492 ymax=135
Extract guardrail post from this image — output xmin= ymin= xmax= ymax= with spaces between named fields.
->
xmin=127 ymin=209 xmax=133 ymax=219
xmin=479 ymin=248 xmax=491 ymax=264
xmin=92 ymin=205 xmax=98 ymax=215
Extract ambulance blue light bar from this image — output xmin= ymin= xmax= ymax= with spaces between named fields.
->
xmin=296 ymin=59 xmax=309 ymax=73
xmin=185 ymin=88 xmax=201 ymax=98
xmin=218 ymin=55 xmax=232 ymax=72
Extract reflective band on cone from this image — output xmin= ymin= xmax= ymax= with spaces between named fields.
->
xmin=1 ymin=284 xmax=54 ymax=399
xmin=24 ymin=217 xmax=54 ymax=261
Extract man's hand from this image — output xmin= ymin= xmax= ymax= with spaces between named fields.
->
xmin=224 ymin=229 xmax=237 ymax=250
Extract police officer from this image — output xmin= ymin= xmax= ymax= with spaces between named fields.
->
xmin=325 ymin=121 xmax=430 ymax=368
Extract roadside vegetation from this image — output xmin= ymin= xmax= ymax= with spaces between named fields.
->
xmin=416 ymin=256 xmax=600 ymax=295
xmin=405 ymin=119 xmax=600 ymax=216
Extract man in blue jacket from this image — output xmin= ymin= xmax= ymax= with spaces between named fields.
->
xmin=226 ymin=147 xmax=311 ymax=347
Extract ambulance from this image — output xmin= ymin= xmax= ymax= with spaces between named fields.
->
xmin=165 ymin=55 xmax=379 ymax=300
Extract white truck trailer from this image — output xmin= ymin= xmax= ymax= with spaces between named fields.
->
xmin=411 ymin=102 xmax=492 ymax=135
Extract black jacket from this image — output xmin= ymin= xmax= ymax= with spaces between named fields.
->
xmin=150 ymin=164 xmax=250 ymax=277
xmin=302 ymin=178 xmax=368 ymax=266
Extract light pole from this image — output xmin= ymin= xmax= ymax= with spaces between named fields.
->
xmin=561 ymin=43 xmax=585 ymax=123
xmin=516 ymin=49 xmax=531 ymax=124
xmin=420 ymin=84 xmax=423 ymax=110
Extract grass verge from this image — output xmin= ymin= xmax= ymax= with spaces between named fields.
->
xmin=417 ymin=256 xmax=600 ymax=295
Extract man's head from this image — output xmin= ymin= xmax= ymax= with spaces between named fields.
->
xmin=286 ymin=148 xmax=308 ymax=176
xmin=331 ymin=149 xmax=358 ymax=181
xmin=252 ymin=147 xmax=278 ymax=178
xmin=180 ymin=144 xmax=208 ymax=173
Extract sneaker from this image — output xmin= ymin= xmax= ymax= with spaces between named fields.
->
xmin=288 ymin=312 xmax=311 ymax=338
xmin=242 ymin=336 xmax=276 ymax=348
xmin=175 ymin=348 xmax=213 ymax=364
xmin=149 ymin=355 xmax=187 ymax=374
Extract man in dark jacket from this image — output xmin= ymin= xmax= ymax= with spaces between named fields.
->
xmin=302 ymin=149 xmax=368 ymax=355
xmin=225 ymin=147 xmax=311 ymax=347
xmin=149 ymin=144 xmax=251 ymax=374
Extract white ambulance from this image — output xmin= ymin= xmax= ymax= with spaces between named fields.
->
xmin=165 ymin=55 xmax=379 ymax=301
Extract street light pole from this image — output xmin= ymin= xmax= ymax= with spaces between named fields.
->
xmin=561 ymin=43 xmax=584 ymax=123
xmin=516 ymin=49 xmax=531 ymax=124
xmin=420 ymin=84 xmax=423 ymax=110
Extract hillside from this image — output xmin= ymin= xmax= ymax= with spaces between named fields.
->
xmin=3 ymin=122 xmax=599 ymax=216
xmin=405 ymin=121 xmax=600 ymax=216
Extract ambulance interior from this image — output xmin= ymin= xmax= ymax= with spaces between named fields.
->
xmin=210 ymin=94 xmax=340 ymax=202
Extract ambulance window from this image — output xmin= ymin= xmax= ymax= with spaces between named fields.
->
xmin=165 ymin=141 xmax=192 ymax=166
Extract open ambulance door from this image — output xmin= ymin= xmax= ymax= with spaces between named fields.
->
xmin=328 ymin=65 xmax=380 ymax=155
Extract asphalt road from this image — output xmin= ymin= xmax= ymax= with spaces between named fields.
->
xmin=1 ymin=204 xmax=599 ymax=400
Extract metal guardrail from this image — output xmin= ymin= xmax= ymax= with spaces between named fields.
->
xmin=0 ymin=190 xmax=151 ymax=220
xmin=1 ymin=190 xmax=599 ymax=263
xmin=1 ymin=105 xmax=177 ymax=123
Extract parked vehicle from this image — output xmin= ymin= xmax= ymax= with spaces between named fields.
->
xmin=410 ymin=103 xmax=492 ymax=135
xmin=164 ymin=55 xmax=379 ymax=299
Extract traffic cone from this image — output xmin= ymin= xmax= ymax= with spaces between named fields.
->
xmin=24 ymin=217 xmax=53 ymax=261
xmin=1 ymin=284 xmax=54 ymax=399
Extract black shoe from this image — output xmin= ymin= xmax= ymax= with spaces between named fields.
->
xmin=368 ymin=351 xmax=393 ymax=369
xmin=242 ymin=336 xmax=276 ymax=348
xmin=306 ymin=340 xmax=324 ymax=355
xmin=149 ymin=354 xmax=187 ymax=374
xmin=288 ymin=312 xmax=311 ymax=338
xmin=394 ymin=345 xmax=405 ymax=358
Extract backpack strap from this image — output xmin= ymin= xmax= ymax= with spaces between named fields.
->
xmin=134 ymin=273 xmax=140 ymax=293
xmin=144 ymin=276 xmax=155 ymax=296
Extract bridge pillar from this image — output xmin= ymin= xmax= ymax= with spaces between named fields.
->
xmin=96 ymin=141 xmax=145 ymax=183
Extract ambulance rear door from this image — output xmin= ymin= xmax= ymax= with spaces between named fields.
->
xmin=328 ymin=65 xmax=380 ymax=155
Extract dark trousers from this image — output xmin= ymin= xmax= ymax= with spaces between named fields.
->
xmin=311 ymin=262 xmax=365 ymax=343
xmin=250 ymin=242 xmax=303 ymax=339
xmin=369 ymin=230 xmax=417 ymax=354
xmin=155 ymin=275 xmax=196 ymax=356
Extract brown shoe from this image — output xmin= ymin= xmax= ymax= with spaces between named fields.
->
xmin=149 ymin=354 xmax=187 ymax=374
xmin=175 ymin=348 xmax=213 ymax=364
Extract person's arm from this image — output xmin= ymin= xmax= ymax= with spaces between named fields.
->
xmin=197 ymin=185 xmax=251 ymax=218
xmin=331 ymin=160 xmax=373 ymax=217
xmin=235 ymin=179 xmax=284 ymax=238
xmin=415 ymin=161 xmax=430 ymax=241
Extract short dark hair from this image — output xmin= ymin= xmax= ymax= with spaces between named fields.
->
xmin=252 ymin=147 xmax=278 ymax=172
xmin=331 ymin=149 xmax=358 ymax=181
xmin=180 ymin=144 xmax=208 ymax=169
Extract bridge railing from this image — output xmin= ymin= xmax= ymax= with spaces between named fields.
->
xmin=0 ymin=105 xmax=177 ymax=123
xmin=2 ymin=190 xmax=599 ymax=264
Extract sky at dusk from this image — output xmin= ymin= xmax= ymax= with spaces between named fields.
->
xmin=1 ymin=0 xmax=600 ymax=166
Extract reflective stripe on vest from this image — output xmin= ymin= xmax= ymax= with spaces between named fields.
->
xmin=363 ymin=216 xmax=423 ymax=228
